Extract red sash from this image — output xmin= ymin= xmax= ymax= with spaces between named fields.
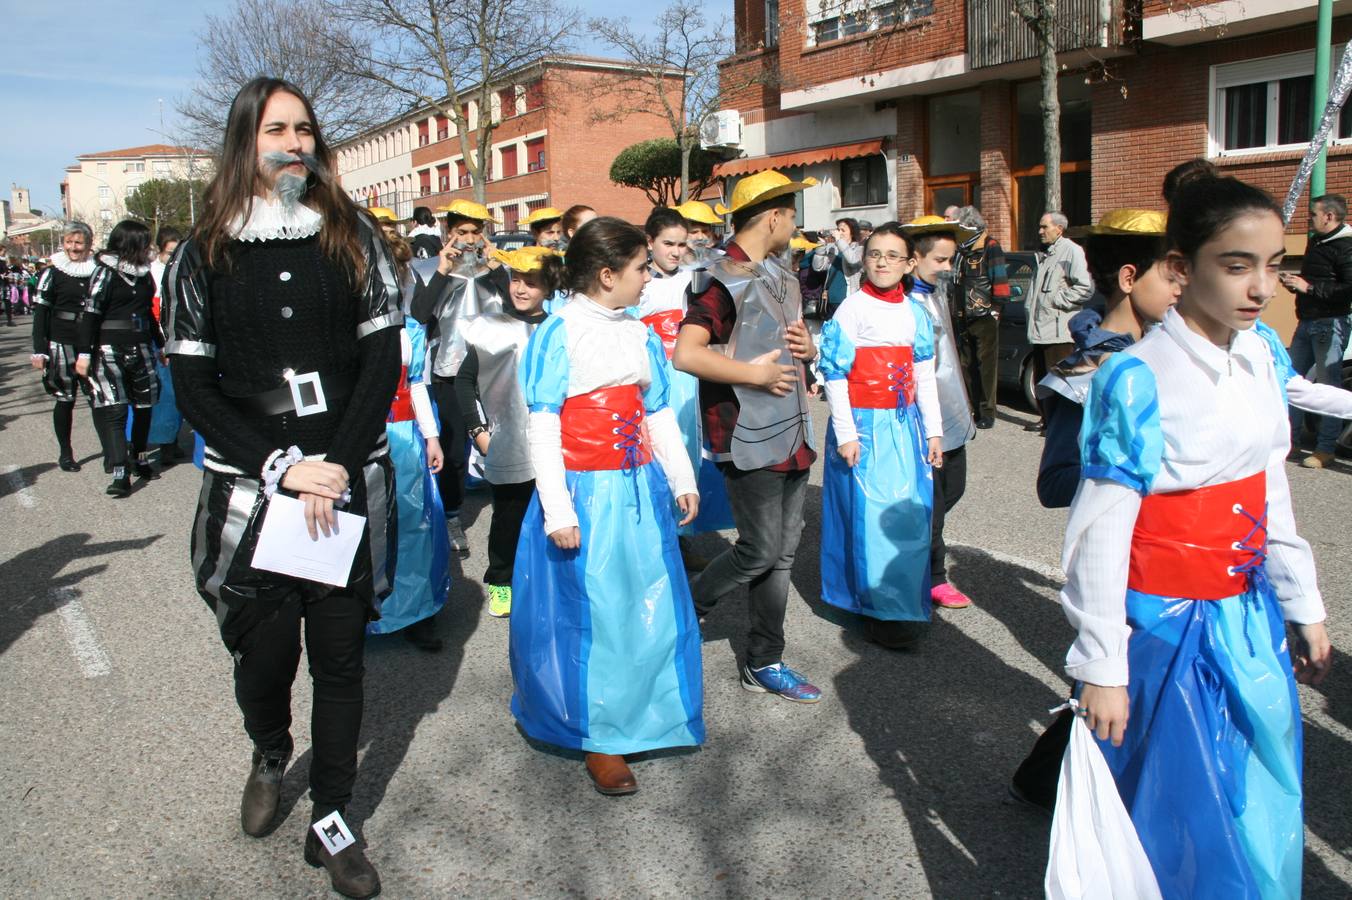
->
xmin=848 ymin=346 xmax=915 ymax=408
xmin=1127 ymin=471 xmax=1267 ymax=600
xmin=560 ymin=384 xmax=651 ymax=471
xmin=641 ymin=309 xmax=683 ymax=359
xmin=388 ymin=366 xmax=415 ymax=423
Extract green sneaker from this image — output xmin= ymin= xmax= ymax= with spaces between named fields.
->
xmin=488 ymin=584 xmax=512 ymax=618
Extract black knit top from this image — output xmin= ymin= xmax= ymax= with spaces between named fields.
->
xmin=77 ymin=257 xmax=161 ymax=353
xmin=165 ymin=218 xmax=403 ymax=480
xmin=32 ymin=263 xmax=92 ymax=353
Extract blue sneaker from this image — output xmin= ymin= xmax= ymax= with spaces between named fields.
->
xmin=740 ymin=662 xmax=822 ymax=703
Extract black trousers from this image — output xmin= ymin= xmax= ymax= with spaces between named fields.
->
xmin=962 ymin=315 xmax=1000 ymax=420
xmin=431 ymin=377 xmax=468 ymax=515
xmin=486 ymin=480 xmax=535 ymax=586
xmin=91 ymin=404 xmax=151 ymax=471
xmin=231 ymin=589 xmax=367 ymax=817
xmin=691 ymin=466 xmax=809 ymax=669
xmin=930 ymin=445 xmax=967 ymax=587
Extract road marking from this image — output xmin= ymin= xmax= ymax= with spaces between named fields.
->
xmin=1 ymin=464 xmax=37 ymax=508
xmin=52 ymin=588 xmax=111 ymax=678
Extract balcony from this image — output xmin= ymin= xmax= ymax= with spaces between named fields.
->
xmin=967 ymin=0 xmax=1129 ymax=69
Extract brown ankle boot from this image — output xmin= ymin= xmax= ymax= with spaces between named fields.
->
xmin=305 ymin=810 xmax=381 ymax=898
xmin=240 ymin=749 xmax=289 ymax=837
xmin=585 ymin=753 xmax=638 ymax=796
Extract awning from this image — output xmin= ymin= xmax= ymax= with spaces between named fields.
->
xmin=712 ymin=138 xmax=887 ymax=178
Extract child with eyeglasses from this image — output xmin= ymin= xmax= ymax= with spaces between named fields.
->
xmin=818 ymin=222 xmax=944 ymax=648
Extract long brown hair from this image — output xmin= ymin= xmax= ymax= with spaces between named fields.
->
xmin=194 ymin=77 xmax=365 ymax=284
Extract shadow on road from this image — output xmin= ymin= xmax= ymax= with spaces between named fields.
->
xmin=0 ymin=531 xmax=164 ymax=657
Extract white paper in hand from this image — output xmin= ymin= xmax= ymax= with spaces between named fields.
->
xmin=250 ymin=493 xmax=366 ymax=587
xmin=1045 ymin=705 xmax=1161 ymax=900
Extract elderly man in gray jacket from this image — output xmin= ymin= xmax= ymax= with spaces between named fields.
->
xmin=1027 ymin=211 xmax=1093 ymax=429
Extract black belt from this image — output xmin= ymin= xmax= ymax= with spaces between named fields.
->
xmin=54 ymin=310 xmax=79 ymax=321
xmin=229 ymin=370 xmax=356 ymax=417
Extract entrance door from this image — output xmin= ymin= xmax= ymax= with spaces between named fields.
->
xmin=926 ymin=177 xmax=978 ymax=217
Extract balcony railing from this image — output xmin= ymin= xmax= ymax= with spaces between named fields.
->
xmin=967 ymin=0 xmax=1128 ymax=69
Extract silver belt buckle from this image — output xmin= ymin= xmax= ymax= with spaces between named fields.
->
xmin=287 ymin=370 xmax=328 ymax=417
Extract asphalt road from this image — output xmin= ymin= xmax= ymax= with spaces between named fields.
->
xmin=1 ymin=320 xmax=1349 ymax=899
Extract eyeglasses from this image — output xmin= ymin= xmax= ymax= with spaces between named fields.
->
xmin=865 ymin=251 xmax=908 ymax=263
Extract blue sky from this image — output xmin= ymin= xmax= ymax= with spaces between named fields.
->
xmin=3 ymin=1 xmax=726 ymax=217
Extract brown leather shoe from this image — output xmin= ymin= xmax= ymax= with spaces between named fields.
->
xmin=240 ymin=749 xmax=289 ymax=837
xmin=585 ymin=753 xmax=638 ymax=796
xmin=305 ymin=813 xmax=381 ymax=899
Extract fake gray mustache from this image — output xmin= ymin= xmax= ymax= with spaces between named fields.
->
xmin=260 ymin=150 xmax=326 ymax=179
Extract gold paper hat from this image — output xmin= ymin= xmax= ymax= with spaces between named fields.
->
xmin=673 ymin=200 xmax=722 ymax=226
xmin=438 ymin=199 xmax=498 ymax=223
xmin=899 ymin=215 xmax=979 ymax=243
xmin=1085 ymin=209 xmax=1168 ymax=236
xmin=521 ymin=206 xmax=566 ymax=226
xmin=790 ymin=235 xmax=820 ymax=252
xmin=491 ymin=246 xmax=562 ymax=272
xmin=714 ymin=170 xmax=818 ymax=216
xmin=367 ymin=207 xmax=398 ymax=222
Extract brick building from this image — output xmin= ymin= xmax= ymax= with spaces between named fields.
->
xmin=335 ymin=55 xmax=685 ymax=230
xmin=716 ymin=0 xmax=1352 ymax=254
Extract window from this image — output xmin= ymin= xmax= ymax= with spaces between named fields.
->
xmin=1016 ymin=171 xmax=1091 ymax=249
xmin=98 ymin=185 xmax=111 ymax=200
xmin=97 ymin=162 xmax=107 ymax=175
xmin=526 ymin=137 xmax=546 ymax=171
xmin=418 ymin=120 xmax=429 ymax=146
xmin=419 ymin=169 xmax=431 ymax=195
xmin=765 ymin=0 xmax=780 ymax=48
xmin=500 ymin=144 xmax=518 ymax=178
xmin=841 ymin=155 xmax=888 ymax=207
xmin=1212 ymin=48 xmax=1352 ymax=154
xmin=436 ymin=115 xmax=449 ymax=141
xmin=100 ymin=209 xmax=112 ymax=223
xmin=437 ymin=163 xmax=450 ymax=192
xmin=153 ymin=161 xmax=170 ymax=176
xmin=498 ymin=87 xmax=517 ymax=118
xmin=524 ymin=81 xmax=545 ymax=111
xmin=124 ymin=161 xmax=144 ymax=173
xmin=807 ymin=0 xmax=932 ymax=46
xmin=1016 ymin=76 xmax=1092 ymax=168
xmin=526 ymin=198 xmax=549 ymax=214
xmin=928 ymin=91 xmax=981 ymax=176
xmin=457 ymin=159 xmax=470 ymax=187
xmin=502 ymin=204 xmax=520 ymax=231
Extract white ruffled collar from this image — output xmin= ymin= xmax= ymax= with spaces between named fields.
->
xmin=408 ymin=224 xmax=440 ymax=238
xmin=230 ymin=199 xmax=323 ymax=241
xmin=51 ymin=251 xmax=96 ymax=278
xmin=97 ymin=253 xmax=151 ymax=277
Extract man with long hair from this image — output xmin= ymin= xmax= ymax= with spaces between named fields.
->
xmin=165 ymin=77 xmax=401 ymax=898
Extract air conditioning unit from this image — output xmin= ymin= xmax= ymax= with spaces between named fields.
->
xmin=700 ymin=110 xmax=743 ymax=150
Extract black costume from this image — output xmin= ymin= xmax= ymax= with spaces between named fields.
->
xmin=166 ymin=202 xmax=402 ymax=818
xmin=33 ymin=252 xmax=95 ymax=462
xmin=78 ymin=254 xmax=163 ymax=473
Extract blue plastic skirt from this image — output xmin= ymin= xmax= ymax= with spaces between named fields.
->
xmin=668 ymin=367 xmax=733 ymax=535
xmin=366 ymin=420 xmax=450 ymax=634
xmin=510 ymin=461 xmax=705 ymax=754
xmin=1100 ymin=581 xmax=1302 ymax=900
xmin=820 ymin=405 xmax=933 ymax=621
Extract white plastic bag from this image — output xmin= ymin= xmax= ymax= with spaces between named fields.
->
xmin=1045 ymin=704 xmax=1162 ymax=900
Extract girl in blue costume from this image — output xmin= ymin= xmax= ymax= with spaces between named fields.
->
xmin=366 ymin=211 xmax=450 ymax=650
xmin=819 ymin=223 xmax=944 ymax=649
xmin=1060 ymin=175 xmax=1333 ymax=899
xmin=511 ymin=216 xmax=703 ymax=796
xmin=635 ymin=207 xmax=735 ymax=560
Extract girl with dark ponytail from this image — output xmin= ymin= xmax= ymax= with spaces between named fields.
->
xmin=1057 ymin=174 xmax=1332 ymax=897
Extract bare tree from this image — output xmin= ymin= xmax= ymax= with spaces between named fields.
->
xmin=592 ymin=1 xmax=769 ymax=203
xmin=331 ymin=0 xmax=581 ymax=205
xmin=176 ymin=0 xmax=398 ymax=150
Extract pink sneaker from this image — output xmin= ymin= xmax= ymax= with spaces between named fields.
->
xmin=931 ymin=582 xmax=972 ymax=609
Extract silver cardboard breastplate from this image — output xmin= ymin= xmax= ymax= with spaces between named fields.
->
xmin=465 ymin=313 xmax=535 ymax=482
xmin=916 ymin=278 xmax=976 ymax=451
xmin=710 ymin=254 xmax=813 ymax=469
xmin=414 ymin=256 xmax=504 ymax=378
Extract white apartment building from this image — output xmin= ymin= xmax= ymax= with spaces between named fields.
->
xmin=63 ymin=144 xmax=212 ymax=242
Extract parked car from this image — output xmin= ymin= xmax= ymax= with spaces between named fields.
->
xmin=995 ymin=251 xmax=1041 ymax=410
xmin=490 ymin=231 xmax=533 ymax=251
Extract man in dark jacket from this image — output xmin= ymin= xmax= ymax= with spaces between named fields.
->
xmin=953 ymin=206 xmax=1009 ymax=429
xmin=1280 ymin=193 xmax=1352 ymax=468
